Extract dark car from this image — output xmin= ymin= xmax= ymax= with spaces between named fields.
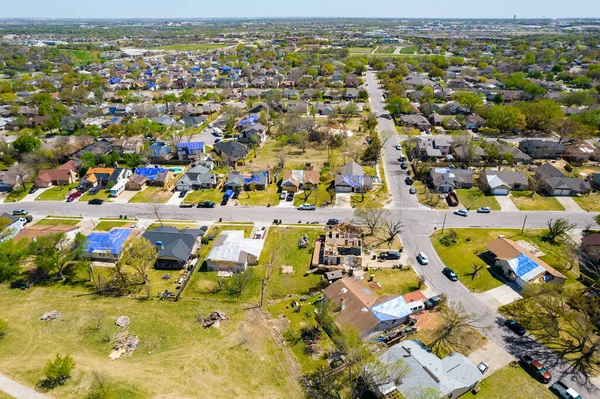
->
xmin=29 ymin=186 xmax=38 ymax=194
xmin=405 ymin=176 xmax=414 ymax=185
xmin=442 ymin=267 xmax=458 ymax=281
xmin=504 ymin=319 xmax=526 ymax=336
xmin=424 ymin=295 xmax=443 ymax=310
xmin=520 ymin=355 xmax=552 ymax=383
xmin=178 ymin=190 xmax=187 ymax=198
xmin=197 ymin=200 xmax=216 ymax=208
xmin=326 ymin=219 xmax=341 ymax=226
xmin=409 ymin=187 xmax=416 ymax=195
xmin=378 ymin=251 xmax=401 ymax=260
xmin=221 ymin=197 xmax=229 ymax=206
xmin=88 ymin=198 xmax=104 ymax=205
xmin=179 ymin=202 xmax=194 ymax=208
xmin=400 ymin=162 xmax=408 ymax=170
xmin=286 ymin=192 xmax=294 ymax=201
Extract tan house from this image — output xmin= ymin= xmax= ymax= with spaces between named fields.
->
xmin=281 ymin=166 xmax=320 ymax=193
xmin=34 ymin=160 xmax=78 ymax=188
xmin=487 ymin=237 xmax=566 ymax=287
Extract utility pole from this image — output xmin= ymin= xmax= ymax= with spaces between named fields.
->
xmin=521 ymin=215 xmax=527 ymax=235
xmin=441 ymin=214 xmax=447 ymax=234
xmin=259 ymin=278 xmax=266 ymax=307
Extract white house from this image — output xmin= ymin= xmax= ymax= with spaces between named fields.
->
xmin=206 ymin=230 xmax=264 ymax=273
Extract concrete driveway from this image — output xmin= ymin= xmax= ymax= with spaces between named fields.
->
xmin=475 ymin=284 xmax=522 ymax=310
xmin=495 ymin=195 xmax=519 ymax=211
xmin=334 ymin=193 xmax=352 ymax=208
xmin=468 ymin=340 xmax=515 ymax=377
xmin=20 ymin=188 xmax=47 ymax=202
xmin=556 ymin=196 xmax=585 ymax=212
xmin=112 ymin=189 xmax=139 ymax=204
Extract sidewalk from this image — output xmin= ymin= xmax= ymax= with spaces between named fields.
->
xmin=0 ymin=373 xmax=47 ymax=399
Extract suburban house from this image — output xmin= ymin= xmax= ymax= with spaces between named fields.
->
xmin=281 ymin=166 xmax=320 ymax=193
xmin=562 ymin=139 xmax=600 ymax=163
xmin=414 ymin=136 xmax=453 ymax=159
xmin=238 ymin=123 xmax=267 ymax=145
xmin=83 ymin=228 xmax=137 ymax=262
xmin=367 ymin=340 xmax=483 ymax=399
xmin=535 ymin=163 xmax=590 ymax=196
xmin=334 ymin=161 xmax=373 ymax=193
xmin=181 ymin=116 xmax=208 ymax=127
xmin=488 ymin=140 xmax=532 ymax=164
xmin=452 ymin=143 xmax=486 ymax=162
xmin=316 ymin=225 xmax=363 ymax=269
xmin=142 ymin=226 xmax=203 ymax=269
xmin=224 ymin=171 xmax=268 ymax=192
xmin=345 ymin=73 xmax=359 ymax=87
xmin=487 ymin=237 xmax=566 ymax=287
xmin=400 ymin=114 xmax=431 ymax=130
xmin=519 ymin=139 xmax=565 ymax=159
xmin=79 ymin=167 xmax=115 ymax=189
xmin=0 ymin=167 xmax=28 ymax=192
xmin=206 ymin=230 xmax=265 ymax=273
xmin=322 ymin=278 xmax=413 ymax=339
xmin=34 ymin=160 xmax=78 ymax=188
xmin=0 ymin=213 xmax=28 ymax=242
xmin=580 ymin=233 xmax=600 ymax=266
xmin=112 ymin=136 xmax=144 ymax=154
xmin=465 ymin=114 xmax=486 ymax=130
xmin=479 ymin=170 xmax=528 ymax=195
xmin=149 ymin=142 xmax=173 ymax=162
xmin=430 ymin=113 xmax=461 ymax=130
xmin=403 ymin=74 xmax=437 ymax=87
xmin=213 ymin=141 xmax=249 ymax=166
xmin=176 ymin=141 xmax=205 ymax=161
xmin=13 ymin=224 xmax=80 ymax=242
xmin=429 ymin=167 xmax=474 ymax=193
xmin=175 ymin=164 xmax=217 ymax=191
xmin=128 ymin=167 xmax=174 ymax=189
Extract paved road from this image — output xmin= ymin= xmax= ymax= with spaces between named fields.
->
xmin=0 ymin=373 xmax=46 ymax=399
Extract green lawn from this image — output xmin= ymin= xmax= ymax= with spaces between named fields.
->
xmin=399 ymin=45 xmax=419 ymax=54
xmin=34 ymin=218 xmax=81 ymax=226
xmin=260 ymin=227 xmax=323 ymax=300
xmin=154 ymin=43 xmax=230 ymax=51
xmin=183 ymin=188 xmax=224 ymax=204
xmin=80 ymin=189 xmax=112 ymax=203
xmin=375 ymin=45 xmax=396 ymax=54
xmin=236 ymin=183 xmax=281 ymax=207
xmin=35 ymin=184 xmax=78 ymax=201
xmin=367 ymin=268 xmax=422 ymax=297
xmin=268 ymin=300 xmax=335 ymax=374
xmin=464 ymin=364 xmax=555 ymax=399
xmin=414 ymin=181 xmax=448 ymax=209
xmin=573 ymin=191 xmax=600 ymax=212
xmin=129 ymin=187 xmax=172 ymax=204
xmin=94 ymin=221 xmax=134 ymax=231
xmin=147 ymin=221 xmax=199 ymax=230
xmin=0 ymin=286 xmax=302 ymax=399
xmin=4 ymin=183 xmax=33 ymax=203
xmin=510 ymin=191 xmax=564 ymax=211
xmin=348 ymin=47 xmax=375 ymax=54
xmin=455 ymin=189 xmax=501 ymax=210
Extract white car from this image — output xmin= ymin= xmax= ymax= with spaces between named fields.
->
xmin=297 ymin=204 xmax=316 ymax=211
xmin=280 ymin=190 xmax=288 ymax=200
xmin=395 ymin=144 xmax=402 ymax=150
xmin=454 ymin=209 xmax=469 ymax=217
xmin=417 ymin=252 xmax=429 ymax=265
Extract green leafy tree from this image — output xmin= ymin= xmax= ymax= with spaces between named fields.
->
xmin=0 ymin=238 xmax=29 ymax=282
xmin=12 ymin=133 xmax=41 ymax=153
xmin=31 ymin=232 xmax=87 ymax=280
xmin=485 ymin=105 xmax=526 ymax=133
xmin=452 ymin=91 xmax=483 ymax=113
xmin=518 ymin=99 xmax=563 ymax=132
xmin=43 ymin=353 xmax=76 ymax=388
xmin=385 ymin=96 xmax=412 ymax=117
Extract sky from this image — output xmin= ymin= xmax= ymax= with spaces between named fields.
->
xmin=2 ymin=0 xmax=600 ymax=19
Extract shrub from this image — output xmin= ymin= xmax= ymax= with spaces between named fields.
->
xmin=439 ymin=229 xmax=458 ymax=246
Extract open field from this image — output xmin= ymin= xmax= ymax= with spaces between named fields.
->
xmin=153 ymin=43 xmax=231 ymax=51
xmin=510 ymin=191 xmax=564 ymax=211
xmin=455 ymin=189 xmax=501 ymax=211
xmin=236 ymin=182 xmax=281 ymax=207
xmin=375 ymin=45 xmax=396 ymax=54
xmin=183 ymin=188 xmax=224 ymax=204
xmin=347 ymin=47 xmax=375 ymax=54
xmin=366 ymin=268 xmax=422 ymax=297
xmin=463 ymin=364 xmax=555 ymax=399
xmin=129 ymin=187 xmax=172 ymax=204
xmin=0 ymin=286 xmax=302 ymax=399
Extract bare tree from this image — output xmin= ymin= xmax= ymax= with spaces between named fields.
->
xmin=430 ymin=302 xmax=488 ymax=355
xmin=276 ymin=149 xmax=287 ymax=169
xmin=151 ymin=203 xmax=164 ymax=226
xmin=382 ymin=218 xmax=404 ymax=247
xmin=469 ymin=263 xmax=485 ymax=280
xmin=354 ymin=206 xmax=387 ymax=236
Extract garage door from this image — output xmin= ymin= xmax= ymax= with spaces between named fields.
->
xmin=493 ymin=189 xmax=509 ymax=196
xmin=335 ymin=186 xmax=352 ymax=193
xmin=553 ymin=189 xmax=570 ymax=196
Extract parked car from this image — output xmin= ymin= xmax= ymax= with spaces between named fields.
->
xmin=520 ymin=355 xmax=552 ymax=383
xmin=442 ymin=267 xmax=458 ymax=281
xmin=424 ymin=295 xmax=443 ymax=310
xmin=416 ymin=252 xmax=429 ymax=265
xmin=378 ymin=251 xmax=401 ymax=260
xmin=405 ymin=176 xmax=414 ymax=185
xmin=504 ymin=319 xmax=526 ymax=336
xmin=550 ymin=381 xmax=582 ymax=399
xmin=395 ymin=144 xmax=402 ymax=150
xmin=409 ymin=187 xmax=416 ymax=195
xmin=28 ymin=186 xmax=38 ymax=194
xmin=298 ymin=204 xmax=316 ymax=211
xmin=326 ymin=219 xmax=341 ymax=226
xmin=179 ymin=202 xmax=194 ymax=208
xmin=197 ymin=200 xmax=216 ymax=208
xmin=286 ymin=192 xmax=295 ymax=201
xmin=221 ymin=196 xmax=229 ymax=206
xmin=454 ymin=209 xmax=469 ymax=217
xmin=12 ymin=209 xmax=27 ymax=216
xmin=400 ymin=162 xmax=408 ymax=170
xmin=477 ymin=207 xmax=491 ymax=213
xmin=398 ymin=155 xmax=406 ymax=162
xmin=67 ymin=191 xmax=82 ymax=202
xmin=179 ymin=190 xmax=187 ymax=198
xmin=477 ymin=362 xmax=489 ymax=375
xmin=88 ymin=198 xmax=104 ymax=205
xmin=280 ymin=190 xmax=288 ymax=200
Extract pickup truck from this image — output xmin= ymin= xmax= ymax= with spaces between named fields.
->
xmin=520 ymin=355 xmax=552 ymax=383
xmin=550 ymin=381 xmax=582 ymax=399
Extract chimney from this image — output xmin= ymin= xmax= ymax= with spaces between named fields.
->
xmin=340 ymin=298 xmax=345 ymax=311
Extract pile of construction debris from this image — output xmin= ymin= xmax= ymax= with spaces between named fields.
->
xmin=298 ymin=234 xmax=309 ymax=249
xmin=199 ymin=311 xmax=230 ymax=329
xmin=109 ymin=331 xmax=139 ymax=360
xmin=115 ymin=315 xmax=130 ymax=328
xmin=40 ymin=310 xmax=61 ymax=322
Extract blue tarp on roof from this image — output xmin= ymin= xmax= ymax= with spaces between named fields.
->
xmin=507 ymin=254 xmax=546 ymax=282
xmin=109 ymin=78 xmax=120 ymax=84
xmin=177 ymin=142 xmax=205 ymax=151
xmin=134 ymin=167 xmax=168 ymax=181
xmin=342 ymin=174 xmax=364 ymax=188
xmin=243 ymin=172 xmax=267 ymax=184
xmin=84 ymin=229 xmax=132 ymax=255
xmin=370 ymin=296 xmax=412 ymax=322
xmin=238 ymin=115 xmax=259 ymax=126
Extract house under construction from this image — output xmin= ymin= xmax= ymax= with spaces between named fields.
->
xmin=312 ymin=224 xmax=363 ymax=271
